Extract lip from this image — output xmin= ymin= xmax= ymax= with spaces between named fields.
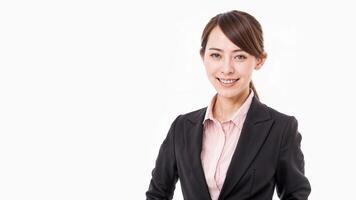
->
xmin=217 ymin=77 xmax=239 ymax=87
xmin=217 ymin=77 xmax=239 ymax=80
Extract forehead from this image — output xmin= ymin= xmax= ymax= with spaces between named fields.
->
xmin=206 ymin=26 xmax=241 ymax=51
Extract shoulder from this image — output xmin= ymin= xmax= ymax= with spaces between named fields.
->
xmin=181 ymin=107 xmax=207 ymax=119
xmin=169 ymin=107 xmax=207 ymax=128
xmin=263 ymin=102 xmax=296 ymax=122
xmin=180 ymin=107 xmax=207 ymax=122
xmin=248 ymin=97 xmax=299 ymax=131
xmin=259 ymin=100 xmax=299 ymax=133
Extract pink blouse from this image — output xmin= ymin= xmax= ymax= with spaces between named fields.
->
xmin=201 ymin=90 xmax=254 ymax=200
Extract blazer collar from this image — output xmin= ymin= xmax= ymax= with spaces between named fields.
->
xmin=187 ymin=95 xmax=270 ymax=125
xmin=184 ymin=96 xmax=274 ymax=199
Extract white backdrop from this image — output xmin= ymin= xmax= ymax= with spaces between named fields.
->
xmin=1 ymin=0 xmax=355 ymax=199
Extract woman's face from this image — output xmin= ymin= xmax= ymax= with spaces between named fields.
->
xmin=201 ymin=26 xmax=265 ymax=100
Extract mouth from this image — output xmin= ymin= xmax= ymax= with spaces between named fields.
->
xmin=217 ymin=78 xmax=239 ymax=86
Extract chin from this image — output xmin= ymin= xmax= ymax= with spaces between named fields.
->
xmin=217 ymin=90 xmax=241 ymax=99
xmin=216 ymin=86 xmax=250 ymax=100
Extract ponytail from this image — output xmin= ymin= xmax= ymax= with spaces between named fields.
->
xmin=249 ymin=81 xmax=259 ymax=99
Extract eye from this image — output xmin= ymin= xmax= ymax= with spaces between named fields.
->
xmin=234 ymin=55 xmax=247 ymax=61
xmin=210 ymin=53 xmax=221 ymax=60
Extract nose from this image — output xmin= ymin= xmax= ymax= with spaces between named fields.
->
xmin=221 ymin=58 xmax=234 ymax=75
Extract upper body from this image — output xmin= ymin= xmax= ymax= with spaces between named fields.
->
xmin=146 ymin=93 xmax=311 ymax=200
xmin=146 ymin=10 xmax=311 ymax=200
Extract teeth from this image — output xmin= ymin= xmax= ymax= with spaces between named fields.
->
xmin=219 ymin=78 xmax=238 ymax=84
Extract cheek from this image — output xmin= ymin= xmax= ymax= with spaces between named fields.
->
xmin=204 ymin=60 xmax=219 ymax=75
xmin=237 ymin=64 xmax=254 ymax=77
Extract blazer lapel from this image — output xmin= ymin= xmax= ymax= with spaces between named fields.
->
xmin=184 ymin=108 xmax=212 ymax=200
xmin=218 ymin=96 xmax=274 ymax=200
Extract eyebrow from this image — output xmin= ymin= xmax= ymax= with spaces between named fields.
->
xmin=208 ymin=47 xmax=244 ymax=52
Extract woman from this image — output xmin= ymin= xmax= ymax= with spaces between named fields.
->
xmin=146 ymin=10 xmax=311 ymax=200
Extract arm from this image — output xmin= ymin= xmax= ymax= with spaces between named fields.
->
xmin=146 ymin=116 xmax=180 ymax=200
xmin=276 ymin=116 xmax=311 ymax=200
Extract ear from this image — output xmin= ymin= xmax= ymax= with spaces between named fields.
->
xmin=255 ymin=52 xmax=267 ymax=70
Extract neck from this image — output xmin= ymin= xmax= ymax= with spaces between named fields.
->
xmin=213 ymin=88 xmax=250 ymax=122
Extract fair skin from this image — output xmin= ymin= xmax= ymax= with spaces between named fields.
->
xmin=201 ymin=26 xmax=266 ymax=123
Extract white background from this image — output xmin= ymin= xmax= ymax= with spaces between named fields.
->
xmin=1 ymin=0 xmax=355 ymax=199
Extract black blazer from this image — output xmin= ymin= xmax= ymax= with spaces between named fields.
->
xmin=146 ymin=96 xmax=311 ymax=200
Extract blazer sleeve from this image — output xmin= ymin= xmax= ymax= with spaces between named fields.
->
xmin=275 ymin=116 xmax=311 ymax=200
xmin=146 ymin=115 xmax=181 ymax=200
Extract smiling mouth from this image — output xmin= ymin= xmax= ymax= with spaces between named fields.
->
xmin=217 ymin=78 xmax=239 ymax=85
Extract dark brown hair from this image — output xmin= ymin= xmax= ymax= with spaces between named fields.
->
xmin=200 ymin=10 xmax=266 ymax=99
